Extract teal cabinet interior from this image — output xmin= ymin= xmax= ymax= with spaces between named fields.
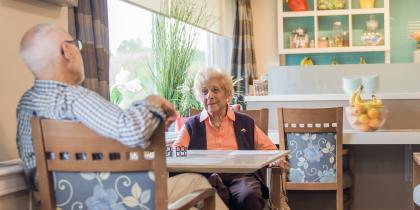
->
xmin=278 ymin=0 xmax=390 ymax=66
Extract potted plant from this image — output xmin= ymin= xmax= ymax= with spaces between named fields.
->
xmin=150 ymin=0 xmax=213 ymax=118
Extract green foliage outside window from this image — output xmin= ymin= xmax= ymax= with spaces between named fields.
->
xmin=151 ymin=0 xmax=213 ymax=116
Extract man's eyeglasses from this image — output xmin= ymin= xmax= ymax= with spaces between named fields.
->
xmin=63 ymin=39 xmax=83 ymax=51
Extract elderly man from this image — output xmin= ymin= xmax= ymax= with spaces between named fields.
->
xmin=17 ymin=24 xmax=227 ymax=210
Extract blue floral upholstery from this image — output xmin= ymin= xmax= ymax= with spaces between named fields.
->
xmin=286 ymin=132 xmax=337 ymax=183
xmin=53 ymin=172 xmax=155 ymax=210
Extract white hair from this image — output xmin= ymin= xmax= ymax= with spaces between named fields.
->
xmin=193 ymin=67 xmax=233 ymax=100
xmin=19 ymin=24 xmax=63 ymax=72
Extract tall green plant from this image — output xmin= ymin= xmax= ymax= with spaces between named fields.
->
xmin=178 ymin=75 xmax=202 ymax=116
xmin=151 ymin=0 xmax=213 ymax=112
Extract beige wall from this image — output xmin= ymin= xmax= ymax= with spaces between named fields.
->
xmin=251 ymin=0 xmax=278 ymax=78
xmin=0 ymin=0 xmax=68 ymax=161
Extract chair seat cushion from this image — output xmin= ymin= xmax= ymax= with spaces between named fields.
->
xmin=53 ymin=171 xmax=155 ymax=210
xmin=414 ymin=184 xmax=420 ymax=206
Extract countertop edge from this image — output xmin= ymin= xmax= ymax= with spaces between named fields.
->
xmin=245 ymin=92 xmax=420 ymax=102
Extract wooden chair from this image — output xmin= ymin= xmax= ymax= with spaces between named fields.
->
xmin=239 ymin=109 xmax=269 ymax=135
xmin=189 ymin=108 xmax=269 ymax=135
xmin=277 ymin=107 xmax=347 ymax=210
xmin=32 ymin=117 xmax=215 ymax=210
xmin=413 ymin=153 xmax=420 ymax=209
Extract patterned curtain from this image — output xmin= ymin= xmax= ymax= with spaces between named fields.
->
xmin=231 ymin=0 xmax=257 ymax=95
xmin=69 ymin=0 xmax=110 ymax=100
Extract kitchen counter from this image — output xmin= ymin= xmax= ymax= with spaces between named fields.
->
xmin=245 ymin=92 xmax=420 ymax=102
xmin=267 ymin=129 xmax=420 ymax=145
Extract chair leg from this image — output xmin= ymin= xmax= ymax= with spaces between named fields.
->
xmin=337 ymin=189 xmax=344 ymax=210
xmin=203 ymin=193 xmax=215 ymax=210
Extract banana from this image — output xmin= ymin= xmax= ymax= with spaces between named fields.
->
xmin=300 ymin=57 xmax=308 ymax=66
xmin=349 ymin=88 xmax=359 ymax=105
xmin=305 ymin=57 xmax=314 ymax=65
xmin=349 ymin=85 xmax=384 ymax=109
xmin=359 ymin=56 xmax=367 ymax=64
xmin=369 ymin=95 xmax=383 ymax=108
xmin=353 ymin=85 xmax=365 ymax=105
xmin=349 ymin=85 xmax=363 ymax=105
xmin=331 ymin=56 xmax=338 ymax=65
xmin=300 ymin=57 xmax=314 ymax=66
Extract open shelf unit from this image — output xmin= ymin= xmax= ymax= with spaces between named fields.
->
xmin=278 ymin=0 xmax=390 ymax=64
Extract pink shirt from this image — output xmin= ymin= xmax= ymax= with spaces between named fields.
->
xmin=174 ymin=109 xmax=277 ymax=150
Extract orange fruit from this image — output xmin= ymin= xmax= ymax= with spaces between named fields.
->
xmin=369 ymin=118 xmax=381 ymax=129
xmin=367 ymin=108 xmax=380 ymax=119
xmin=358 ymin=114 xmax=369 ymax=124
xmin=358 ymin=123 xmax=371 ymax=132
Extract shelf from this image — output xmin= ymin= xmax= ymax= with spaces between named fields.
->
xmin=350 ymin=8 xmax=385 ymax=15
xmin=281 ymin=11 xmax=316 ymax=17
xmin=279 ymin=46 xmax=387 ymax=54
xmin=279 ymin=8 xmax=385 ymax=17
xmin=317 ymin=10 xmax=350 ymax=16
xmin=277 ymin=0 xmax=390 ymax=64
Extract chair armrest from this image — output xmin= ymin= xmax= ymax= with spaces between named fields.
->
xmin=168 ymin=188 xmax=215 ymax=210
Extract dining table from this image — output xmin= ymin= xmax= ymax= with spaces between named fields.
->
xmin=166 ymin=149 xmax=289 ymax=209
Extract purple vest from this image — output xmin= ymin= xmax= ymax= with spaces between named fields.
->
xmin=185 ymin=112 xmax=255 ymax=150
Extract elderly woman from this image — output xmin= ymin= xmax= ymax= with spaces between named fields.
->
xmin=173 ymin=67 xmax=279 ymax=210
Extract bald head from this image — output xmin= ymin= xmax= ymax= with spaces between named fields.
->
xmin=19 ymin=24 xmax=69 ymax=73
xmin=19 ymin=24 xmax=85 ymax=85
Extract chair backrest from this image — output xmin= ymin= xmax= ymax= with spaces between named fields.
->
xmin=32 ymin=117 xmax=167 ymax=210
xmin=189 ymin=108 xmax=269 ymax=134
xmin=189 ymin=108 xmax=201 ymax=117
xmin=277 ymin=107 xmax=343 ymax=190
xmin=240 ymin=109 xmax=269 ymax=135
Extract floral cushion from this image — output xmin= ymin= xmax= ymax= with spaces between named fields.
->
xmin=286 ymin=132 xmax=337 ymax=183
xmin=53 ymin=172 xmax=155 ymax=210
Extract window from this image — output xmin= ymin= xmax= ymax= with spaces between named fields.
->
xmin=108 ymin=0 xmax=232 ymax=108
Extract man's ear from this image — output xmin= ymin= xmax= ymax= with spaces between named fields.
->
xmin=61 ymin=42 xmax=73 ymax=61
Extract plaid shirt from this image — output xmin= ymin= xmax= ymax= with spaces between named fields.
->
xmin=16 ymin=80 xmax=165 ymax=188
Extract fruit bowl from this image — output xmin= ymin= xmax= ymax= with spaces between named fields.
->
xmin=345 ymin=106 xmax=388 ymax=132
xmin=411 ymin=31 xmax=420 ymax=42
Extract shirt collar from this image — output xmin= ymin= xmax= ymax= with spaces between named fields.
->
xmin=33 ymin=80 xmax=71 ymax=91
xmin=199 ymin=107 xmax=236 ymax=122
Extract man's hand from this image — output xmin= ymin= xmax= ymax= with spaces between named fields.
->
xmin=145 ymin=95 xmax=177 ymax=129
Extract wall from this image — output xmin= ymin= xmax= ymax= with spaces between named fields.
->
xmin=251 ymin=0 xmax=279 ymax=77
xmin=390 ymin=0 xmax=419 ymax=63
xmin=251 ymin=0 xmax=420 ymax=71
xmin=0 ymin=0 xmax=68 ymax=162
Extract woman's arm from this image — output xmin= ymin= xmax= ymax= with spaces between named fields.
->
xmin=173 ymin=125 xmax=191 ymax=148
xmin=254 ymin=126 xmax=277 ymax=150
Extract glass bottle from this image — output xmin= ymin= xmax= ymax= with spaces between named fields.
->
xmin=342 ymin=31 xmax=349 ymax=47
xmin=361 ymin=15 xmax=383 ymax=46
xmin=332 ymin=21 xmax=343 ymax=47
